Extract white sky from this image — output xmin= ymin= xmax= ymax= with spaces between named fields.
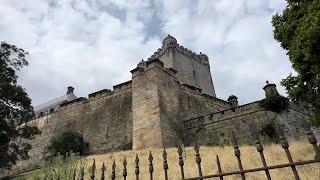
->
xmin=0 ymin=0 xmax=294 ymax=106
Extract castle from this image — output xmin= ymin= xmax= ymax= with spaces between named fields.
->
xmin=12 ymin=35 xmax=315 ymax=173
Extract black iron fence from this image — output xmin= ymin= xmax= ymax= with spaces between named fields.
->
xmin=79 ymin=131 xmax=320 ymax=180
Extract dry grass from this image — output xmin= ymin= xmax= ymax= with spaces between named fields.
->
xmin=84 ymin=141 xmax=320 ymax=180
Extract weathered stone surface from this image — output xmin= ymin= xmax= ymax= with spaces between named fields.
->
xmin=2 ymin=35 xmax=317 ymax=178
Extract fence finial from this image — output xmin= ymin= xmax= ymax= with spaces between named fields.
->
xmin=178 ymin=146 xmax=185 ymax=179
xmin=123 ymin=158 xmax=127 ymax=179
xmin=91 ymin=159 xmax=96 ymax=180
xmin=163 ymin=148 xmax=169 ymax=180
xmin=135 ymin=154 xmax=140 ymax=180
xmin=100 ymin=162 xmax=105 ymax=180
xmin=149 ymin=151 xmax=154 ymax=180
xmin=111 ymin=159 xmax=116 ymax=180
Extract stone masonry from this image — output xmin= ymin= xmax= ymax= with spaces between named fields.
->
xmin=4 ymin=35 xmax=316 ymax=177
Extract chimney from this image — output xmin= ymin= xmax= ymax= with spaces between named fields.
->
xmin=66 ymin=86 xmax=74 ymax=95
xmin=228 ymin=95 xmax=238 ymax=108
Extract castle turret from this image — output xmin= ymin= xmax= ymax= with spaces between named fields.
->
xmin=137 ymin=59 xmax=147 ymax=69
xmin=228 ymin=95 xmax=239 ymax=108
xmin=162 ymin=34 xmax=177 ymax=48
xmin=263 ymin=81 xmax=279 ymax=97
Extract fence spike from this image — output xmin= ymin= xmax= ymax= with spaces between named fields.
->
xmin=307 ymin=131 xmax=320 ymax=158
xmin=216 ymin=155 xmax=223 ymax=180
xmin=149 ymin=151 xmax=154 ymax=180
xmin=135 ymin=154 xmax=140 ymax=180
xmin=80 ymin=166 xmax=84 ymax=180
xmin=123 ymin=158 xmax=127 ymax=180
xmin=163 ymin=148 xmax=169 ymax=180
xmin=91 ymin=159 xmax=96 ymax=180
xmin=111 ymin=159 xmax=116 ymax=180
xmin=234 ymin=145 xmax=245 ymax=180
xmin=178 ymin=146 xmax=185 ymax=179
xmin=255 ymin=140 xmax=271 ymax=180
xmin=100 ymin=162 xmax=105 ymax=180
xmin=194 ymin=143 xmax=203 ymax=179
xmin=280 ymin=136 xmax=300 ymax=180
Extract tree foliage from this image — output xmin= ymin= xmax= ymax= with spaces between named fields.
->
xmin=45 ymin=129 xmax=86 ymax=158
xmin=272 ymin=0 xmax=320 ymax=125
xmin=0 ymin=42 xmax=41 ymax=170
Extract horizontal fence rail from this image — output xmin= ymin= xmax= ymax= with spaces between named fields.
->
xmin=76 ymin=131 xmax=319 ymax=180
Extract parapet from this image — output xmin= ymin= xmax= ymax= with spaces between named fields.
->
xmin=113 ymin=80 xmax=132 ymax=92
xmin=88 ymin=89 xmax=112 ymax=99
xmin=146 ymin=35 xmax=210 ymax=67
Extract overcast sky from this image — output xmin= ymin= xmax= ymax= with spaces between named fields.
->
xmin=0 ymin=0 xmax=293 ymax=106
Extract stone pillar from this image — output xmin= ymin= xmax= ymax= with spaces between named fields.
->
xmin=227 ymin=95 xmax=238 ymax=108
xmin=262 ymin=81 xmax=279 ymax=97
xmin=131 ymin=58 xmax=182 ymax=150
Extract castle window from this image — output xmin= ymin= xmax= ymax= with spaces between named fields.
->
xmin=193 ymin=71 xmax=196 ymax=78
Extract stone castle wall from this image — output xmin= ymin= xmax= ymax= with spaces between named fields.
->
xmin=183 ymin=101 xmax=312 ymax=146
xmin=11 ymin=81 xmax=133 ymax=174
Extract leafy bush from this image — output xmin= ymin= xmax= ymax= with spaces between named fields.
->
xmin=259 ymin=94 xmax=289 ymax=113
xmin=310 ymin=110 xmax=320 ymax=126
xmin=44 ymin=129 xmax=87 ymax=158
xmin=259 ymin=122 xmax=277 ymax=141
xmin=41 ymin=152 xmax=86 ymax=180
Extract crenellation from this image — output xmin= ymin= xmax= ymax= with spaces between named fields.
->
xmin=3 ymin=35 xmax=316 ymax=178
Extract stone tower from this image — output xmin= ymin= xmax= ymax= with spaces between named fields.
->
xmin=147 ymin=35 xmax=216 ymax=97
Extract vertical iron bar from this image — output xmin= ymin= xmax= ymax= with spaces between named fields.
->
xmin=307 ymin=131 xmax=320 ymax=158
xmin=101 ymin=162 xmax=106 ymax=180
xmin=91 ymin=159 xmax=96 ymax=180
xmin=194 ymin=144 xmax=203 ymax=179
xmin=216 ymin=155 xmax=223 ymax=180
xmin=80 ymin=167 xmax=84 ymax=180
xmin=255 ymin=140 xmax=271 ymax=180
xmin=234 ymin=145 xmax=245 ymax=180
xmin=178 ymin=146 xmax=185 ymax=179
xmin=280 ymin=136 xmax=300 ymax=180
xmin=111 ymin=160 xmax=116 ymax=180
xmin=73 ymin=168 xmax=76 ymax=180
xmin=123 ymin=158 xmax=127 ymax=180
xmin=135 ymin=154 xmax=140 ymax=180
xmin=163 ymin=148 xmax=169 ymax=180
xmin=149 ymin=151 xmax=154 ymax=180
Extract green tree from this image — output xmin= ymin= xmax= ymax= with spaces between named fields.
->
xmin=45 ymin=129 xmax=86 ymax=158
xmin=0 ymin=42 xmax=41 ymax=170
xmin=272 ymin=0 xmax=320 ymax=125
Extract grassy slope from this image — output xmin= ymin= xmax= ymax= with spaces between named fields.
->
xmin=14 ymin=141 xmax=320 ymax=179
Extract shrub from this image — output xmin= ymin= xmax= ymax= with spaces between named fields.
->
xmin=41 ymin=152 xmax=86 ymax=180
xmin=259 ymin=94 xmax=289 ymax=113
xmin=44 ymin=129 xmax=87 ymax=158
xmin=259 ymin=122 xmax=277 ymax=141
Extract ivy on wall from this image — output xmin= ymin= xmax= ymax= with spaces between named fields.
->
xmin=259 ymin=94 xmax=289 ymax=113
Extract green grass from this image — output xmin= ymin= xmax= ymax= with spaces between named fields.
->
xmin=12 ymin=169 xmax=44 ymax=180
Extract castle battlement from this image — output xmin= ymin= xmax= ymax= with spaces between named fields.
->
xmin=147 ymin=35 xmax=209 ymax=67
xmin=10 ymin=35 xmax=314 ymax=178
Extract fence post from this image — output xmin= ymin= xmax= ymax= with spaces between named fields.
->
xmin=91 ymin=159 xmax=96 ymax=180
xmin=234 ymin=145 xmax=245 ymax=180
xmin=135 ymin=154 xmax=140 ymax=180
xmin=255 ymin=140 xmax=271 ymax=180
xmin=149 ymin=151 xmax=154 ymax=180
xmin=100 ymin=162 xmax=106 ymax=180
xmin=216 ymin=155 xmax=223 ymax=180
xmin=280 ymin=136 xmax=300 ymax=180
xmin=178 ymin=146 xmax=185 ymax=179
xmin=80 ymin=167 xmax=84 ymax=180
xmin=123 ymin=158 xmax=127 ymax=180
xmin=111 ymin=159 xmax=116 ymax=180
xmin=163 ymin=148 xmax=169 ymax=180
xmin=307 ymin=131 xmax=320 ymax=158
xmin=194 ymin=144 xmax=203 ymax=179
